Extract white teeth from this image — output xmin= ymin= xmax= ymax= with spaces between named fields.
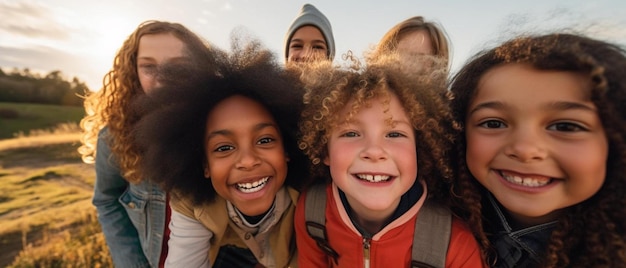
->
xmin=356 ymin=174 xmax=391 ymax=182
xmin=237 ymin=177 xmax=269 ymax=193
xmin=502 ymin=173 xmax=550 ymax=187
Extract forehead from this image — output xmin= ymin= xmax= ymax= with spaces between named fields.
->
xmin=291 ymin=25 xmax=325 ymax=41
xmin=474 ymin=63 xmax=592 ymax=105
xmin=206 ymin=95 xmax=275 ymax=127
xmin=397 ymin=30 xmax=434 ymax=55
xmin=337 ymin=89 xmax=405 ymax=119
xmin=137 ymin=33 xmax=186 ymax=58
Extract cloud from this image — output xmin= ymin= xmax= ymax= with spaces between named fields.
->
xmin=0 ymin=1 xmax=71 ymax=40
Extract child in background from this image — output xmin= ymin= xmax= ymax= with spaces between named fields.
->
xmin=133 ymin=39 xmax=308 ymax=268
xmin=449 ymin=33 xmax=626 ymax=267
xmin=295 ymin=54 xmax=484 ymax=267
xmin=284 ymin=3 xmax=335 ymax=64
xmin=369 ymin=16 xmax=451 ymax=71
xmin=78 ymin=20 xmax=216 ymax=268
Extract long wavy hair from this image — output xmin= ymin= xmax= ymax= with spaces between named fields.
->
xmin=78 ymin=20 xmax=215 ymax=184
xmin=368 ymin=16 xmax=451 ymax=71
xmin=449 ymin=33 xmax=626 ymax=267
xmin=297 ymin=53 xmax=459 ymax=204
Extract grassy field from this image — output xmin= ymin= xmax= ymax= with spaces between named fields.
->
xmin=0 ymin=102 xmax=84 ymax=139
xmin=0 ymin=135 xmax=112 ymax=267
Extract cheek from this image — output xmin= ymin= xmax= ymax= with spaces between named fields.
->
xmin=465 ymin=132 xmax=494 ymax=177
xmin=266 ymin=146 xmax=289 ymax=173
xmin=138 ymin=73 xmax=154 ymax=93
xmin=558 ymin=141 xmax=608 ymax=185
xmin=273 ymin=154 xmax=289 ymax=176
xmin=465 ymin=129 xmax=497 ymax=156
xmin=395 ymin=144 xmax=417 ymax=176
xmin=326 ymin=144 xmax=352 ymax=174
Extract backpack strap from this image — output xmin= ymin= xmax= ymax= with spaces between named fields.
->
xmin=304 ymin=183 xmax=339 ymax=264
xmin=411 ymin=201 xmax=452 ymax=268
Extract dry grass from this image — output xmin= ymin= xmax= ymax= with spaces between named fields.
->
xmin=7 ymin=209 xmax=112 ymax=268
xmin=0 ymin=123 xmax=81 ymax=151
xmin=0 ymin=133 xmax=112 ymax=267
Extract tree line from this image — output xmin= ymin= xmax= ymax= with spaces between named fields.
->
xmin=0 ymin=67 xmax=89 ymax=106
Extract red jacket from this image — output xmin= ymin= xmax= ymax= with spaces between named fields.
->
xmin=295 ymin=182 xmax=486 ymax=267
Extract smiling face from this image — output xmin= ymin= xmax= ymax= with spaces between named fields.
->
xmin=465 ymin=63 xmax=608 ymax=226
xmin=136 ymin=33 xmax=188 ymax=93
xmin=203 ymin=95 xmax=288 ymax=216
xmin=287 ymin=25 xmax=328 ymax=63
xmin=325 ymin=91 xmax=417 ymax=222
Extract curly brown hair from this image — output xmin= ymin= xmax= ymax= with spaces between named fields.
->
xmin=297 ymin=54 xmax=459 ymax=202
xmin=78 ymin=20 xmax=216 ymax=184
xmin=449 ymin=33 xmax=626 ymax=267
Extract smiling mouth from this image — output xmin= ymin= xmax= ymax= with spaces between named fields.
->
xmin=355 ymin=174 xmax=392 ymax=183
xmin=499 ymin=171 xmax=552 ymax=187
xmin=236 ymin=177 xmax=269 ymax=193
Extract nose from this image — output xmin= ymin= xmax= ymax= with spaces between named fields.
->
xmin=235 ymin=146 xmax=262 ymax=170
xmin=359 ymin=138 xmax=388 ymax=162
xmin=154 ymin=79 xmax=163 ymax=91
xmin=297 ymin=46 xmax=314 ymax=62
xmin=504 ymin=128 xmax=548 ymax=162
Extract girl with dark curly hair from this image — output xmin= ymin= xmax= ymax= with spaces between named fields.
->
xmin=449 ymin=33 xmax=626 ymax=267
xmin=133 ymin=39 xmax=309 ymax=268
xmin=294 ymin=54 xmax=484 ymax=267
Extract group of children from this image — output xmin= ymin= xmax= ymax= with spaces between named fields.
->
xmin=80 ymin=3 xmax=626 ymax=268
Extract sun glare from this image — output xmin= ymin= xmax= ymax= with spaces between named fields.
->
xmin=85 ymin=17 xmax=138 ymax=91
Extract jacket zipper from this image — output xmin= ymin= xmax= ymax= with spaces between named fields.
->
xmin=363 ymin=238 xmax=371 ymax=268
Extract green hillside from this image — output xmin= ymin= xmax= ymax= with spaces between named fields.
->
xmin=0 ymin=102 xmax=84 ymax=139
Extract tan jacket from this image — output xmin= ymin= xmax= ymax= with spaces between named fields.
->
xmin=172 ymin=186 xmax=299 ymax=268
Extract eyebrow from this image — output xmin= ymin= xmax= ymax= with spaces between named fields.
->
xmin=468 ymin=100 xmax=596 ymax=115
xmin=290 ymin=38 xmax=326 ymax=45
xmin=206 ymin=122 xmax=278 ymax=141
xmin=137 ymin=56 xmax=189 ymax=61
xmin=343 ymin=117 xmax=412 ymax=128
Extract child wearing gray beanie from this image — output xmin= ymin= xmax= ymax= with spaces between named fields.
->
xmin=284 ymin=3 xmax=335 ymax=63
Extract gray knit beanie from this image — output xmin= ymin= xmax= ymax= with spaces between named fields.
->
xmin=284 ymin=3 xmax=335 ymax=62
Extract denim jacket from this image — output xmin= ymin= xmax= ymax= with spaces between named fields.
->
xmin=92 ymin=128 xmax=166 ymax=268
xmin=484 ymin=193 xmax=557 ymax=268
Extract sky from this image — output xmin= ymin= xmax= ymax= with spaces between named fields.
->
xmin=1 ymin=0 xmax=625 ymax=91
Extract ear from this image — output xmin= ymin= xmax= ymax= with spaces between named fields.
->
xmin=323 ymin=155 xmax=330 ymax=166
xmin=203 ymin=165 xmax=210 ymax=178
xmin=285 ymin=152 xmax=290 ymax=162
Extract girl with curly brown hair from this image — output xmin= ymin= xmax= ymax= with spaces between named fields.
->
xmin=78 ymin=20 xmax=217 ymax=267
xmin=449 ymin=33 xmax=626 ymax=267
xmin=294 ymin=54 xmax=484 ymax=267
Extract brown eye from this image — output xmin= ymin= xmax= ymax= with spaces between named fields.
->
xmin=479 ymin=120 xmax=506 ymax=129
xmin=548 ymin=122 xmax=586 ymax=132
xmin=257 ymin=137 xmax=274 ymax=145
